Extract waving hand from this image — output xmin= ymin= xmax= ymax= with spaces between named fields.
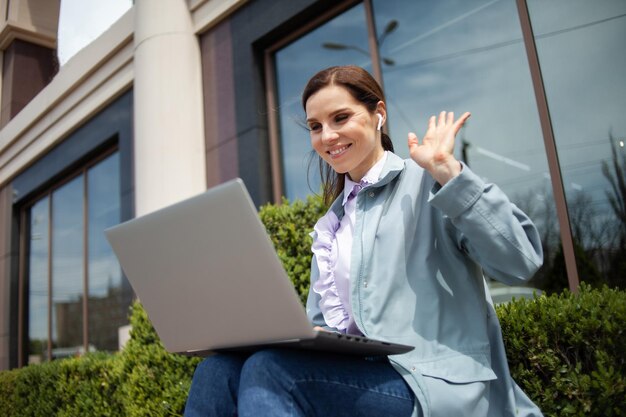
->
xmin=408 ymin=111 xmax=470 ymax=185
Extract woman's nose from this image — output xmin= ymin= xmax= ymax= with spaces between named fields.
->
xmin=321 ymin=125 xmax=339 ymax=143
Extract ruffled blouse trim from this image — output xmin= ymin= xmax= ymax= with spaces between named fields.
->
xmin=310 ymin=210 xmax=349 ymax=332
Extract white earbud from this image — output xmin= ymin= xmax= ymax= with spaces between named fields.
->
xmin=376 ymin=113 xmax=384 ymax=131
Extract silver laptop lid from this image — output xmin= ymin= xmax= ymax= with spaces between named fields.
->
xmin=105 ymin=179 xmax=315 ymax=353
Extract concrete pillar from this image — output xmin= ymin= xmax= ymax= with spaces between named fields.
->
xmin=133 ymin=0 xmax=207 ymax=216
xmin=0 ymin=39 xmax=57 ymax=127
xmin=0 ymin=0 xmax=60 ymax=127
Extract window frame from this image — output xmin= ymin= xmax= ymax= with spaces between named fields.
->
xmin=263 ymin=0 xmax=364 ymax=203
xmin=17 ymin=147 xmax=120 ymax=364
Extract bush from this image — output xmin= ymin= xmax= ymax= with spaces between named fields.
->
xmin=116 ymin=301 xmax=201 ymax=417
xmin=0 ymin=366 xmax=18 ymax=415
xmin=0 ymin=358 xmax=61 ymax=417
xmin=57 ymin=353 xmax=122 ymax=417
xmin=259 ymin=194 xmax=327 ymax=304
xmin=0 ymin=301 xmax=200 ymax=417
xmin=498 ymin=283 xmax=626 ymax=416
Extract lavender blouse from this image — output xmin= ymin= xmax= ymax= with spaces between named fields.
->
xmin=310 ymin=152 xmax=388 ymax=334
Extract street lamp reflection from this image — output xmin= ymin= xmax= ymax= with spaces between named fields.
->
xmin=322 ymin=42 xmax=395 ymax=65
xmin=321 ymin=19 xmax=399 ymax=66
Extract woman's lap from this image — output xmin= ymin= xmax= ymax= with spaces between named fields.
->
xmin=184 ymin=348 xmax=415 ymax=417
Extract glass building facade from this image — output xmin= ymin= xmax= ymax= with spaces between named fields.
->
xmin=268 ymin=0 xmax=626 ymax=293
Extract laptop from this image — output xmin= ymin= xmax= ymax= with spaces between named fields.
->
xmin=105 ymin=178 xmax=413 ymax=357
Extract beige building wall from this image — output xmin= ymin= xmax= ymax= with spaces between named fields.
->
xmin=0 ymin=0 xmax=246 ymax=370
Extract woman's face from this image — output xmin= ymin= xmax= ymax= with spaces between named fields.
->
xmin=305 ymin=85 xmax=385 ymax=182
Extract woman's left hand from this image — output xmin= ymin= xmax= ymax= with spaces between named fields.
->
xmin=408 ymin=111 xmax=470 ymax=185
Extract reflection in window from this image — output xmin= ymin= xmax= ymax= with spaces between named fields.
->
xmin=27 ymin=198 xmax=50 ymax=364
xmin=24 ymin=151 xmax=131 ymax=363
xmin=52 ymin=175 xmax=85 ymax=357
xmin=87 ymin=153 xmax=131 ymax=352
xmin=527 ymin=0 xmax=626 ymax=290
xmin=273 ymin=0 xmax=559 ymax=291
xmin=371 ymin=0 xmax=556 ymax=291
xmin=274 ymin=3 xmax=371 ymax=201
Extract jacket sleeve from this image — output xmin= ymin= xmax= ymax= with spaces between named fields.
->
xmin=428 ymin=162 xmax=544 ymax=285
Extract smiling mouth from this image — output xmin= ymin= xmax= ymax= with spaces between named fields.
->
xmin=329 ymin=144 xmax=351 ymax=157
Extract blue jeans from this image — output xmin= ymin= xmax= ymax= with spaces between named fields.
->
xmin=184 ymin=348 xmax=415 ymax=417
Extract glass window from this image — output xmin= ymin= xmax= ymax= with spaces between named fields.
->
xmin=23 ymin=151 xmax=131 ymax=363
xmin=274 ymin=3 xmax=371 ymax=201
xmin=51 ymin=175 xmax=85 ymax=358
xmin=27 ymin=197 xmax=50 ymax=365
xmin=527 ymin=0 xmax=626 ymax=289
xmin=87 ymin=153 xmax=131 ymax=352
xmin=371 ymin=0 xmax=557 ymax=291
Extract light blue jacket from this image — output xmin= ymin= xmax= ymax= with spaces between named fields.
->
xmin=306 ymin=152 xmax=544 ymax=417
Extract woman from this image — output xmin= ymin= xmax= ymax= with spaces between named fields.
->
xmin=184 ymin=65 xmax=544 ymax=417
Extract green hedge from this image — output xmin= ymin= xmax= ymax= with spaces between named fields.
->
xmin=1 ymin=196 xmax=624 ymax=416
xmin=0 ymin=301 xmax=201 ymax=417
xmin=498 ymin=283 xmax=626 ymax=416
xmin=259 ymin=195 xmax=327 ymax=304
xmin=120 ymin=301 xmax=201 ymax=417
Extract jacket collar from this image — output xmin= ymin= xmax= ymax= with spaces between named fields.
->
xmin=328 ymin=152 xmax=405 ymax=219
xmin=374 ymin=151 xmax=404 ymax=188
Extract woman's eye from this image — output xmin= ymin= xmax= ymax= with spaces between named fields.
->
xmin=335 ymin=114 xmax=348 ymax=123
xmin=309 ymin=123 xmax=321 ymax=132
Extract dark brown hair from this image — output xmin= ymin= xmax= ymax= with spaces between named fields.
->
xmin=302 ymin=65 xmax=394 ymax=205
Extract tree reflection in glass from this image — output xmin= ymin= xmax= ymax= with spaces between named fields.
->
xmin=87 ymin=153 xmax=131 ymax=352
xmin=28 ymin=197 xmax=50 ymax=364
xmin=51 ymin=175 xmax=85 ymax=357
xmin=527 ymin=0 xmax=626 ymax=290
xmin=370 ymin=0 xmax=554 ymax=290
